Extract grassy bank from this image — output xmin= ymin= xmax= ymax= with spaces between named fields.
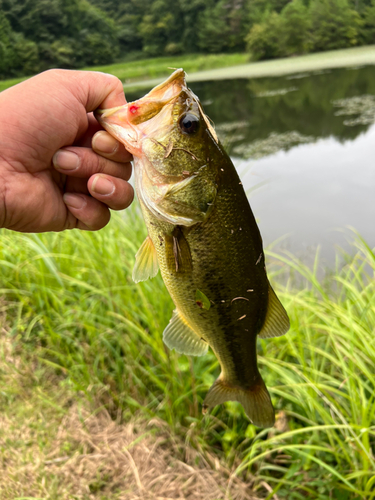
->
xmin=85 ymin=53 xmax=249 ymax=84
xmin=2 ymin=45 xmax=375 ymax=94
xmin=121 ymin=44 xmax=375 ymax=92
xmin=0 ymin=53 xmax=249 ymax=93
xmin=0 ymin=206 xmax=374 ymax=499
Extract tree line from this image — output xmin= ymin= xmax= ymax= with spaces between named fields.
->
xmin=1 ymin=0 xmax=375 ymax=80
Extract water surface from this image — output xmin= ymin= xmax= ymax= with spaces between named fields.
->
xmin=127 ymin=65 xmax=375 ymax=266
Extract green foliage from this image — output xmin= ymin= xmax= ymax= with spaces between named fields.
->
xmin=246 ymin=13 xmax=285 ymax=60
xmin=0 ymin=9 xmax=40 ymax=77
xmin=197 ymin=3 xmax=232 ymax=54
xmin=246 ymin=0 xmax=369 ymax=60
xmin=139 ymin=0 xmax=184 ymax=56
xmin=309 ymin=0 xmax=362 ymax=51
xmin=0 ymin=0 xmax=119 ymax=78
xmin=0 ymin=207 xmax=374 ymax=497
xmin=197 ymin=0 xmax=249 ymax=53
xmin=280 ymin=0 xmax=311 ymax=55
xmin=361 ymin=0 xmax=375 ymax=43
xmin=1 ymin=0 xmax=375 ymax=82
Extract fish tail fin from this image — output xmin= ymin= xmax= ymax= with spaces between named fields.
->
xmin=203 ymin=375 xmax=275 ymax=428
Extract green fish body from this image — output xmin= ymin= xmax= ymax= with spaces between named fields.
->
xmin=96 ymin=69 xmax=289 ymax=427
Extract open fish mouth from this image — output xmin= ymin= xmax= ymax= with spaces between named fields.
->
xmin=95 ymin=69 xmax=187 ymax=155
xmin=141 ymin=68 xmax=186 ymax=101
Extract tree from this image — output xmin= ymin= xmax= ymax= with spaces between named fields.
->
xmin=279 ymin=0 xmax=311 ymax=55
xmin=245 ymin=12 xmax=284 ymax=60
xmin=0 ymin=7 xmax=39 ymax=78
xmin=0 ymin=0 xmax=119 ymax=75
xmin=361 ymin=0 xmax=375 ymax=43
xmin=198 ymin=0 xmax=251 ymax=53
xmin=139 ymin=0 xmax=184 ymax=56
xmin=309 ymin=0 xmax=362 ymax=51
xmin=178 ymin=0 xmax=207 ymax=54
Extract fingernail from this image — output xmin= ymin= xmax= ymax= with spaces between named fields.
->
xmin=63 ymin=193 xmax=86 ymax=209
xmin=53 ymin=150 xmax=80 ymax=171
xmin=93 ymin=131 xmax=119 ymax=154
xmin=91 ymin=175 xmax=115 ymax=196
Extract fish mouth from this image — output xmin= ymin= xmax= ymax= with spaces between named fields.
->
xmin=142 ymin=68 xmax=186 ymax=101
xmin=95 ymin=69 xmax=187 ymax=155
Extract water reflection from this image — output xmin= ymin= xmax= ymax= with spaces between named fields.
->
xmin=127 ymin=65 xmax=375 ymax=265
xmin=235 ymin=125 xmax=375 ymax=265
xmin=189 ymin=65 xmax=375 ymax=151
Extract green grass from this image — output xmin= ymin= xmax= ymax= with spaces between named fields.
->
xmin=0 ymin=53 xmax=249 ymax=93
xmin=84 ymin=53 xmax=249 ymax=83
xmin=0 ymin=206 xmax=374 ymax=499
xmin=0 ymin=75 xmax=27 ymax=92
xmin=3 ymin=45 xmax=375 ymax=94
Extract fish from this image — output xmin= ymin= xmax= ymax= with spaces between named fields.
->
xmin=95 ymin=69 xmax=290 ymax=427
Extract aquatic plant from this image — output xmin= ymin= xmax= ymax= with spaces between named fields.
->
xmin=333 ymin=94 xmax=375 ymax=126
xmin=233 ymin=131 xmax=315 ymax=159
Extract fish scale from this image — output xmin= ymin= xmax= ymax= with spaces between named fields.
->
xmin=95 ymin=68 xmax=290 ymax=427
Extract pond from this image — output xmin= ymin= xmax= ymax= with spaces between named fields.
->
xmin=127 ymin=65 xmax=375 ymax=266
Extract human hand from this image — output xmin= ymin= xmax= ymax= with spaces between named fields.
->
xmin=0 ymin=69 xmax=134 ymax=232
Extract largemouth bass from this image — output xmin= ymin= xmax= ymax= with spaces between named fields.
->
xmin=95 ymin=69 xmax=289 ymax=427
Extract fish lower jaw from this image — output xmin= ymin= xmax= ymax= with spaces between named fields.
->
xmin=105 ymin=123 xmax=141 ymax=156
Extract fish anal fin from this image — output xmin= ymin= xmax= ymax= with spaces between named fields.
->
xmin=165 ymin=227 xmax=192 ymax=274
xmin=258 ymin=283 xmax=290 ymax=339
xmin=163 ymin=309 xmax=208 ymax=356
xmin=132 ymin=235 xmax=159 ymax=283
xmin=203 ymin=375 xmax=275 ymax=428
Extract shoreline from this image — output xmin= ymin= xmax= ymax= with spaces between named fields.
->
xmin=124 ymin=45 xmax=375 ymax=91
xmin=1 ymin=45 xmax=375 ymax=93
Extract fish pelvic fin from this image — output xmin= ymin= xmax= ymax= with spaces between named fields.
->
xmin=258 ymin=283 xmax=290 ymax=339
xmin=203 ymin=375 xmax=275 ymax=428
xmin=163 ymin=309 xmax=208 ymax=356
xmin=132 ymin=235 xmax=159 ymax=283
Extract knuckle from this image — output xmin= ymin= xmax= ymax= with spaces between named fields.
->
xmin=113 ymin=185 xmax=134 ymax=210
xmin=86 ymin=206 xmax=111 ymax=230
xmin=107 ymin=74 xmax=123 ymax=92
xmin=90 ymin=212 xmax=110 ymax=231
xmin=125 ymin=186 xmax=135 ymax=207
xmin=85 ymin=151 xmax=106 ymax=174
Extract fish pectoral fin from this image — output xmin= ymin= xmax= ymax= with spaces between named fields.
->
xmin=203 ymin=375 xmax=275 ymax=428
xmin=132 ymin=235 xmax=159 ymax=283
xmin=165 ymin=227 xmax=192 ymax=274
xmin=163 ymin=309 xmax=208 ymax=356
xmin=258 ymin=283 xmax=290 ymax=339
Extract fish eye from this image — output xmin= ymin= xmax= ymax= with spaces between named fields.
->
xmin=179 ymin=113 xmax=200 ymax=135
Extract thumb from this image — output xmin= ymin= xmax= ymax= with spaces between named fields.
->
xmin=49 ymin=69 xmax=127 ymax=111
xmin=77 ymin=71 xmax=127 ymax=111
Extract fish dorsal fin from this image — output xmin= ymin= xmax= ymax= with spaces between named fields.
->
xmin=258 ymin=283 xmax=290 ymax=339
xmin=163 ymin=309 xmax=208 ymax=356
xmin=132 ymin=236 xmax=159 ymax=283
